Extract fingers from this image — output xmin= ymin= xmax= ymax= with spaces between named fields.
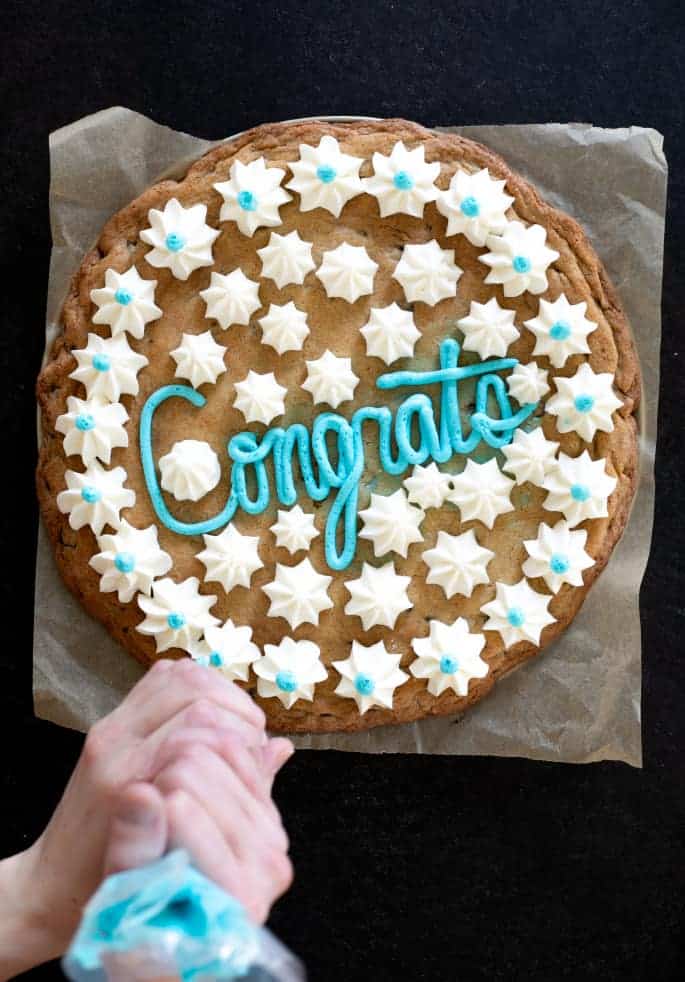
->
xmin=165 ymin=788 xmax=243 ymax=896
xmin=164 ymin=789 xmax=291 ymax=924
xmin=103 ymin=783 xmax=167 ymax=876
xmin=149 ymin=726 xmax=276 ymax=810
xmin=137 ymin=698 xmax=267 ymax=779
xmin=157 ymin=746 xmax=293 ymax=924
xmin=154 ymin=745 xmax=288 ymax=856
xmin=94 ymin=660 xmax=294 ymax=927
xmin=110 ymin=659 xmax=266 ymax=741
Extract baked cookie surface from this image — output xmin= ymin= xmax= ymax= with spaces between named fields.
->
xmin=37 ymin=118 xmax=640 ymax=733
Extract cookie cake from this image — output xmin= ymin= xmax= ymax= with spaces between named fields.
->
xmin=36 ymin=118 xmax=640 ymax=733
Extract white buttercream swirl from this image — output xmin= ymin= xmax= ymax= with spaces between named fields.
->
xmin=254 ymin=637 xmax=327 ymax=709
xmin=57 ymin=461 xmax=135 ymax=534
xmin=90 ymin=268 xmax=159 ymax=338
xmin=90 ymin=266 xmax=162 ymax=340
xmin=410 ymin=618 xmax=489 ymax=697
xmin=271 ymin=506 xmax=319 ymax=554
xmin=192 ymin=620 xmax=260 ymax=681
xmin=423 ymin=528 xmax=494 ymax=599
xmin=263 ymin=558 xmax=333 ymax=629
xmin=257 ymin=230 xmax=315 ymax=288
xmin=171 ymin=331 xmax=227 ymax=388
xmin=316 ymin=242 xmax=378 ymax=302
xmin=361 ymin=141 xmax=440 ymax=218
xmin=479 ymin=221 xmax=559 ymax=297
xmin=159 ymin=440 xmax=221 ymax=502
xmin=481 ymin=579 xmax=556 ymax=648
xmin=259 ymin=302 xmax=310 ymax=355
xmin=457 ymin=297 xmax=519 ymax=359
xmin=286 ymin=135 xmax=364 ymax=217
xmin=546 ymin=362 xmax=622 ymax=442
xmin=524 ymin=295 xmax=598 ymax=368
xmin=136 ymin=576 xmax=219 ymax=654
xmin=506 ymin=362 xmax=550 ymax=404
xmin=214 ymin=157 xmax=291 ymax=236
xmin=141 ymin=198 xmax=219 ymax=280
xmin=233 ymin=370 xmax=287 ymax=425
xmin=448 ymin=459 xmax=515 ymax=529
xmin=501 ymin=427 xmax=559 ymax=487
xmin=333 ymin=640 xmax=409 ymax=714
xmin=200 ymin=269 xmax=262 ymax=329
xmin=344 ymin=561 xmax=412 ymax=630
xmin=89 ymin=520 xmax=172 ymax=603
xmin=542 ymin=450 xmax=617 ymax=527
xmin=359 ymin=489 xmax=424 ymax=559
xmin=436 ymin=167 xmax=514 ymax=246
xmin=196 ymin=526 xmax=263 ymax=592
xmin=393 ymin=240 xmax=462 ymax=305
xmin=69 ymin=333 xmax=149 ymax=402
xmin=56 ymin=396 xmax=129 ymax=466
xmin=403 ymin=462 xmax=452 ymax=510
xmin=302 ymin=350 xmax=359 ymax=408
xmin=522 ymin=520 xmax=595 ymax=594
xmin=360 ymin=303 xmax=421 ymax=364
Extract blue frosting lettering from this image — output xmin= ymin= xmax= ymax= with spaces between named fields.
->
xmin=139 ymin=338 xmax=536 ymax=571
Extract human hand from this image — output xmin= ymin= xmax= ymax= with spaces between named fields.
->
xmin=0 ymin=659 xmax=293 ymax=977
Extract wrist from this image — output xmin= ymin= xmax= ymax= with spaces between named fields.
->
xmin=0 ymin=843 xmax=68 ymax=978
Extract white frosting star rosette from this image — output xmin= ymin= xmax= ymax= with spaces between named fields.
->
xmin=37 ymin=113 xmax=650 ymax=765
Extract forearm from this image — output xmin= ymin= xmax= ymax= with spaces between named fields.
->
xmin=0 ymin=847 xmax=65 ymax=979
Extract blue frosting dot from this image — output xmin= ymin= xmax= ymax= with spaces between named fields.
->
xmin=439 ymin=655 xmax=459 ymax=674
xmin=167 ymin=612 xmax=186 ymax=630
xmin=316 ymin=164 xmax=337 ymax=184
xmin=512 ymin=255 xmax=532 ymax=274
xmin=276 ymin=670 xmax=298 ymax=693
xmin=507 ymin=607 xmax=526 ymax=628
xmin=92 ymin=354 xmax=111 ymax=372
xmin=75 ymin=413 xmax=96 ymax=431
xmin=549 ymin=553 xmax=570 ymax=574
xmin=550 ymin=320 xmax=571 ymax=341
xmin=165 ymin=232 xmax=186 ymax=252
xmin=209 ymin=652 xmax=223 ymax=668
xmin=114 ymin=551 xmax=136 ymax=574
xmin=574 ymin=394 xmax=595 ymax=413
xmin=81 ymin=486 xmax=101 ymax=504
xmin=460 ymin=195 xmax=480 ymax=218
xmin=114 ymin=288 xmax=133 ymax=306
xmin=393 ymin=170 xmax=414 ymax=191
xmin=354 ymin=673 xmax=375 ymax=696
xmin=571 ymin=483 xmax=591 ymax=502
xmin=237 ymin=190 xmax=257 ymax=211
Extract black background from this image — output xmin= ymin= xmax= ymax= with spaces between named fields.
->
xmin=1 ymin=1 xmax=684 ymax=979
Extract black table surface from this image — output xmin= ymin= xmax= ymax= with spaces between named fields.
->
xmin=2 ymin=1 xmax=684 ymax=979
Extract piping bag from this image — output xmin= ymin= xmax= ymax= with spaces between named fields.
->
xmin=63 ymin=850 xmax=304 ymax=981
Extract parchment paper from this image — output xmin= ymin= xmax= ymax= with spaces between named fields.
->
xmin=34 ymin=109 xmax=666 ymax=765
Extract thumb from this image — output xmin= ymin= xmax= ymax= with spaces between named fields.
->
xmin=262 ymin=738 xmax=295 ymax=789
xmin=103 ymin=782 xmax=167 ymax=877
